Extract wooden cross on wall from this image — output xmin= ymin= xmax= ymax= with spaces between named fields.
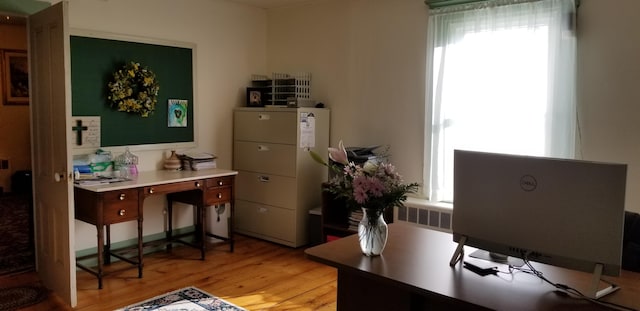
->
xmin=72 ymin=119 xmax=88 ymax=146
xmin=71 ymin=117 xmax=100 ymax=148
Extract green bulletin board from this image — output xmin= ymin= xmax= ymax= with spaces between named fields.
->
xmin=70 ymin=35 xmax=194 ymax=147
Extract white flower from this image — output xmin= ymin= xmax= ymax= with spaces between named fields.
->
xmin=362 ymin=161 xmax=378 ymax=174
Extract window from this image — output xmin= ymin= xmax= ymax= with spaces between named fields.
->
xmin=426 ymin=0 xmax=577 ymax=202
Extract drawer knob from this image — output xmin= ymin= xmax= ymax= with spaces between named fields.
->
xmin=259 ymin=176 xmax=269 ymax=182
xmin=119 ymin=193 xmax=126 ymax=200
xmin=118 ymin=209 xmax=126 ymax=216
xmin=218 ymin=180 xmax=224 ymax=186
xmin=195 ymin=182 xmax=201 ymax=188
xmin=149 ymin=188 xmax=155 ymax=194
xmin=217 ymin=193 xmax=223 ymax=199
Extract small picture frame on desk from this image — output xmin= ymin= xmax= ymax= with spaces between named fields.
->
xmin=246 ymin=87 xmax=267 ymax=107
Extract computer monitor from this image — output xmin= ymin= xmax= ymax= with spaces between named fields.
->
xmin=450 ymin=150 xmax=627 ymax=298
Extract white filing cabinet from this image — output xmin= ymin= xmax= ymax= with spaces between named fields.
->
xmin=233 ymin=107 xmax=330 ymax=247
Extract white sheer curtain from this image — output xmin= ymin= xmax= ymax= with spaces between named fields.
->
xmin=427 ymin=0 xmax=577 ymax=202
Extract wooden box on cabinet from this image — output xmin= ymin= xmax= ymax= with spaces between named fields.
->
xmin=233 ymin=107 xmax=330 ymax=247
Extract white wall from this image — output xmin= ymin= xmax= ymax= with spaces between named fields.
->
xmin=65 ymin=0 xmax=640 ymax=249
xmin=267 ymin=0 xmax=640 ymax=214
xmin=267 ymin=0 xmax=428 ymax=197
xmin=577 ymin=0 xmax=640 ymax=213
xmin=65 ymin=0 xmax=268 ymax=249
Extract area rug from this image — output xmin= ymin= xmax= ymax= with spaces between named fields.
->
xmin=0 ymin=193 xmax=35 ymax=276
xmin=0 ymin=285 xmax=49 ymax=311
xmin=115 ymin=286 xmax=246 ymax=311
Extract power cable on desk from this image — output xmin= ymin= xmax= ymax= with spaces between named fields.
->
xmin=492 ymin=254 xmax=637 ymax=311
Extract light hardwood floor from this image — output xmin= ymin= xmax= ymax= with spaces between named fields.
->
xmin=6 ymin=235 xmax=338 ymax=310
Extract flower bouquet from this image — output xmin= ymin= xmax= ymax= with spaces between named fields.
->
xmin=310 ymin=141 xmax=419 ymax=255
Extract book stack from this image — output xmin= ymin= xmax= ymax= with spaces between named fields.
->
xmin=348 ymin=209 xmax=363 ymax=232
xmin=179 ymin=152 xmax=217 ymax=170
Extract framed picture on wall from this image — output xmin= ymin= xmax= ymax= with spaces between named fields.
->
xmin=168 ymin=99 xmax=188 ymax=127
xmin=2 ymin=50 xmax=29 ymax=105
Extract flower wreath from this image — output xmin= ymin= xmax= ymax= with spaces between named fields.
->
xmin=107 ymin=61 xmax=160 ymax=117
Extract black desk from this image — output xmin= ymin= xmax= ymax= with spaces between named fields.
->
xmin=305 ymin=223 xmax=640 ymax=310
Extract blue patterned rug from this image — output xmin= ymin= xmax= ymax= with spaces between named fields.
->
xmin=115 ymin=286 xmax=246 ymax=311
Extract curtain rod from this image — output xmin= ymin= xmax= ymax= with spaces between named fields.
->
xmin=424 ymin=0 xmax=580 ymax=9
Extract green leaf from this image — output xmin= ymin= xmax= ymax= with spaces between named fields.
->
xmin=308 ymin=150 xmax=328 ymax=166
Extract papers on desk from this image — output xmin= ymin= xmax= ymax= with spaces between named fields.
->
xmin=179 ymin=152 xmax=217 ymax=170
xmin=74 ymin=176 xmax=130 ymax=185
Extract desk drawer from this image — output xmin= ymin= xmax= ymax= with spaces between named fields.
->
xmin=102 ymin=189 xmax=139 ymax=224
xmin=204 ymin=186 xmax=232 ymax=205
xmin=205 ymin=176 xmax=234 ymax=189
xmin=144 ymin=179 xmax=204 ymax=195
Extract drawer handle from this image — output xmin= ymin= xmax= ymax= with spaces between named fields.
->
xmin=217 ymin=193 xmax=223 ymax=199
xmin=258 ymin=114 xmax=271 ymax=121
xmin=259 ymin=176 xmax=270 ymax=182
xmin=258 ymin=207 xmax=268 ymax=213
xmin=218 ymin=180 xmax=224 ymax=186
xmin=119 ymin=193 xmax=126 ymax=200
xmin=118 ymin=209 xmax=126 ymax=216
xmin=149 ymin=188 xmax=155 ymax=194
xmin=195 ymin=181 xmax=201 ymax=188
xmin=257 ymin=145 xmax=269 ymax=152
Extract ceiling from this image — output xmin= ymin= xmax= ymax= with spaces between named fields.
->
xmin=0 ymin=0 xmax=311 ymax=26
xmin=0 ymin=0 xmax=317 ymax=25
xmin=0 ymin=0 xmax=50 ymax=15
xmin=227 ymin=0 xmax=316 ymax=9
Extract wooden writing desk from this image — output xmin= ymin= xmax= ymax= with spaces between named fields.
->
xmin=74 ymin=169 xmax=237 ymax=289
xmin=305 ymin=223 xmax=640 ymax=310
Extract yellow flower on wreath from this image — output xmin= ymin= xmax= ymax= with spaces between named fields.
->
xmin=107 ymin=61 xmax=160 ymax=117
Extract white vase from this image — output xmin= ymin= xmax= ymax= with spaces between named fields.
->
xmin=358 ymin=207 xmax=388 ymax=256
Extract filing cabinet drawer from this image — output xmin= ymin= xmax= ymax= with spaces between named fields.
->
xmin=102 ymin=189 xmax=140 ymax=224
xmin=234 ymin=110 xmax=296 ymax=144
xmin=236 ymin=171 xmax=296 ymax=209
xmin=235 ymin=200 xmax=295 ymax=245
xmin=234 ymin=141 xmax=296 ymax=176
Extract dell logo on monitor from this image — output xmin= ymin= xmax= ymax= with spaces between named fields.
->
xmin=520 ymin=175 xmax=537 ymax=191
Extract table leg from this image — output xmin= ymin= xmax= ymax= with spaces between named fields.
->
xmin=200 ymin=204 xmax=206 ymax=260
xmin=229 ymin=202 xmax=235 ymax=252
xmin=166 ymin=199 xmax=173 ymax=251
xmin=105 ymin=224 xmax=111 ymax=265
xmin=96 ymin=224 xmax=104 ymax=289
xmin=138 ymin=216 xmax=143 ymax=278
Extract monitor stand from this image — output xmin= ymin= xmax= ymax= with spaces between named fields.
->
xmin=449 ymin=236 xmax=467 ymax=266
xmin=448 ymin=236 xmax=525 ymax=268
xmin=449 ymin=237 xmax=621 ymax=299
xmin=590 ymin=263 xmax=619 ymax=299
xmin=469 ymin=249 xmax=524 ymax=267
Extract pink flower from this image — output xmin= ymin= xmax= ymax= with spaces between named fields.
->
xmin=316 ymin=140 xmax=420 ymax=213
xmin=328 ymin=140 xmax=349 ymax=165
